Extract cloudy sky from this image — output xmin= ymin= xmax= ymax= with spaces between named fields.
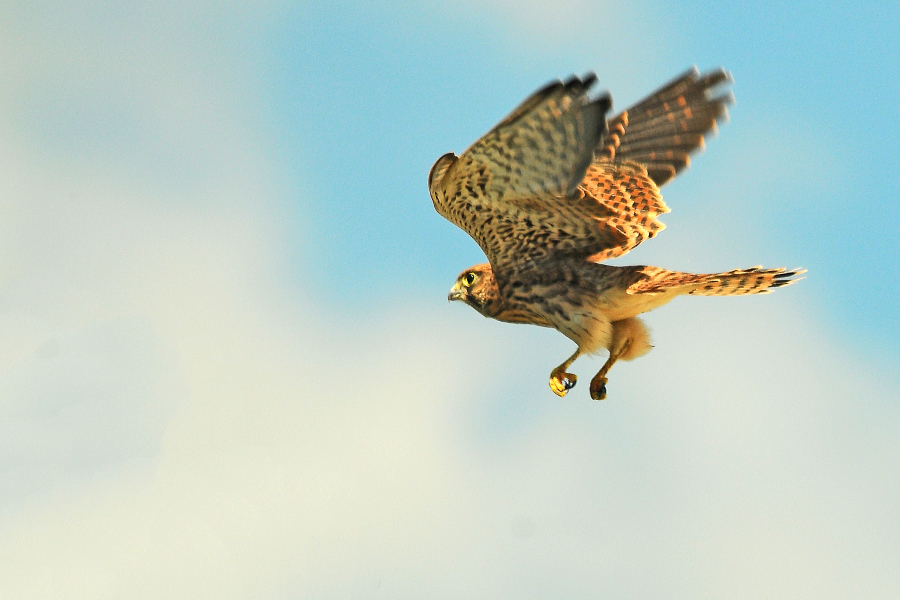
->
xmin=1 ymin=0 xmax=898 ymax=597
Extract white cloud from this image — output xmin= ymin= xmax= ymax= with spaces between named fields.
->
xmin=1 ymin=289 xmax=897 ymax=598
xmin=0 ymin=1 xmax=897 ymax=598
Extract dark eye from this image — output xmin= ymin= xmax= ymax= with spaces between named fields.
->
xmin=464 ymin=272 xmax=476 ymax=286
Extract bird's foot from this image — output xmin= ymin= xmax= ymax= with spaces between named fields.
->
xmin=549 ymin=369 xmax=577 ymax=397
xmin=589 ymin=376 xmax=608 ymax=401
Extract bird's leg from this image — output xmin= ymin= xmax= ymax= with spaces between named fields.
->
xmin=549 ymin=348 xmax=581 ymax=397
xmin=590 ymin=339 xmax=631 ymax=401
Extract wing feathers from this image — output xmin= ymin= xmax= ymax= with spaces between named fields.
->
xmin=491 ymin=73 xmax=599 ymax=133
xmin=617 ymin=134 xmax=705 ymax=157
xmin=598 ymin=67 xmax=732 ymax=186
xmin=430 ymin=68 xmax=732 ymax=268
xmin=580 ymin=161 xmax=668 ymax=262
xmin=462 ymin=74 xmax=612 ymax=200
xmin=430 ymin=73 xmax=620 ymax=267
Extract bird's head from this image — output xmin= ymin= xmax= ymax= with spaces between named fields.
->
xmin=448 ymin=263 xmax=500 ymax=317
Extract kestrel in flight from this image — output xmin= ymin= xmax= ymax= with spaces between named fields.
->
xmin=429 ymin=67 xmax=804 ymax=400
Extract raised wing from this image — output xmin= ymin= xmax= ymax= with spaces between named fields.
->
xmin=430 ymin=74 xmax=630 ymax=268
xmin=580 ymin=67 xmax=734 ymax=261
xmin=598 ymin=67 xmax=733 ymax=186
xmin=429 ymin=68 xmax=733 ymax=269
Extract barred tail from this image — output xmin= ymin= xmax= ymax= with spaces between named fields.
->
xmin=628 ymin=266 xmax=806 ymax=296
xmin=687 ymin=266 xmax=806 ymax=296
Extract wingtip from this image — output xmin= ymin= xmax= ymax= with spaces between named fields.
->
xmin=595 ymin=91 xmax=613 ymax=112
xmin=563 ymin=72 xmax=598 ymax=93
xmin=711 ymin=66 xmax=731 ymax=80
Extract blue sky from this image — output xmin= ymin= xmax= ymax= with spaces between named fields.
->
xmin=270 ymin=0 xmax=900 ymax=355
xmin=0 ymin=1 xmax=898 ymax=598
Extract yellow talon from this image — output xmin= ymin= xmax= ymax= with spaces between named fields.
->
xmin=549 ymin=370 xmax=577 ymax=397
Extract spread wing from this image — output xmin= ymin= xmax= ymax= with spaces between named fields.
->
xmin=598 ymin=67 xmax=733 ymax=186
xmin=429 ymin=68 xmax=732 ymax=269
xmin=429 ymin=74 xmax=625 ymax=269
xmin=580 ymin=67 xmax=733 ymax=261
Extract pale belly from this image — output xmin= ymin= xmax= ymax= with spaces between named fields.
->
xmin=497 ymin=262 xmax=683 ymax=354
xmin=599 ymin=286 xmax=681 ymax=322
xmin=550 ymin=287 xmax=678 ymax=354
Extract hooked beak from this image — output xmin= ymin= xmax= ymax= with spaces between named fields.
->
xmin=448 ymin=283 xmax=464 ymax=302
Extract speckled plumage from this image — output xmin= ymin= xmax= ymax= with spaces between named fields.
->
xmin=432 ymin=68 xmax=804 ymax=400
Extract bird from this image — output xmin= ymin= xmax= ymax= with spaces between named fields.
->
xmin=429 ymin=67 xmax=804 ymax=400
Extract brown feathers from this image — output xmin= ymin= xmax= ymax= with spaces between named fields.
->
xmin=431 ymin=68 xmax=803 ymax=399
xmin=597 ymin=67 xmax=733 ymax=186
xmin=579 ymin=160 xmax=669 ymax=262
xmin=430 ymin=68 xmax=733 ymax=270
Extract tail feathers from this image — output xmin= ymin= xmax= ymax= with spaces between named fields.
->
xmin=687 ymin=267 xmax=806 ymax=296
xmin=628 ymin=266 xmax=806 ymax=296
